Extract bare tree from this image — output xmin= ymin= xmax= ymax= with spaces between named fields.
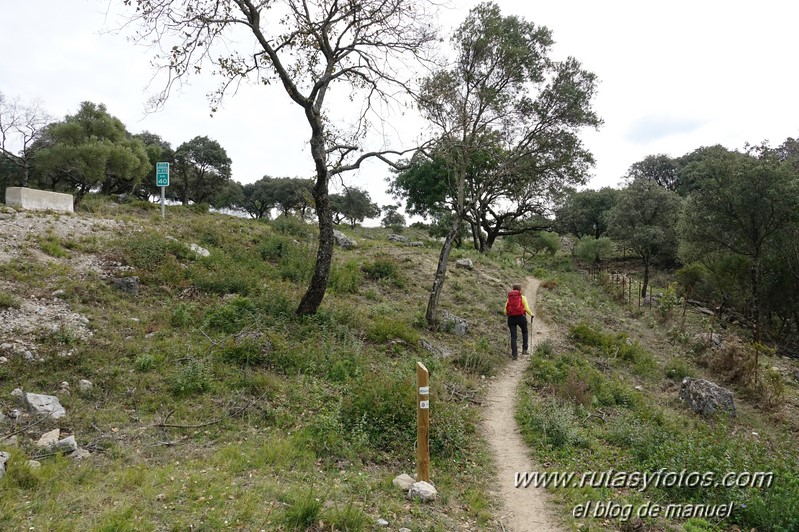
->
xmin=0 ymin=92 xmax=51 ymax=186
xmin=120 ymin=0 xmax=438 ymax=314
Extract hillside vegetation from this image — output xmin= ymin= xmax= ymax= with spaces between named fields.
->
xmin=2 ymin=197 xmax=799 ymax=531
xmin=517 ymin=254 xmax=799 ymax=531
xmin=0 ymin=197 xmax=523 ymax=531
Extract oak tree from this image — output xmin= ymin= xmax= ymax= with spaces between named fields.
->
xmin=608 ymin=178 xmax=681 ymax=298
xmin=414 ymin=2 xmax=600 ymax=325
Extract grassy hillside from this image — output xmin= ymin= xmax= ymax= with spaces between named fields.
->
xmin=5 ymin=197 xmax=797 ymax=531
xmin=0 ymin=197 xmax=525 ymax=531
xmin=517 ymin=255 xmax=799 ymax=531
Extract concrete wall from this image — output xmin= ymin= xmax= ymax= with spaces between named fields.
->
xmin=5 ymin=187 xmax=74 ymax=213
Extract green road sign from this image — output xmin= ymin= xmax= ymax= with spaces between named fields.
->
xmin=156 ymin=162 xmax=170 ymax=187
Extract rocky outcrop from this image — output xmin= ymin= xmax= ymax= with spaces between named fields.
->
xmin=111 ymin=276 xmax=140 ymax=295
xmin=439 ymin=310 xmax=468 ymax=336
xmin=455 ymin=258 xmax=474 ymax=270
xmin=333 ymin=229 xmax=357 ymax=249
xmin=408 ymin=481 xmax=438 ymax=502
xmin=0 ymin=451 xmax=9 ymax=479
xmin=189 ymin=243 xmax=211 ymax=257
xmin=680 ymin=378 xmax=736 ymax=417
xmin=392 ymin=473 xmax=416 ymax=491
xmin=11 ymin=389 xmax=67 ymax=419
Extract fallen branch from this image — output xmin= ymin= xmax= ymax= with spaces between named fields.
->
xmin=444 ymin=382 xmax=483 ymax=405
xmin=0 ymin=414 xmax=49 ymax=441
xmin=152 ymin=392 xmax=267 ymax=429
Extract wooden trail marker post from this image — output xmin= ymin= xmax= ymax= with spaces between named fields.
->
xmin=416 ymin=361 xmax=430 ymax=483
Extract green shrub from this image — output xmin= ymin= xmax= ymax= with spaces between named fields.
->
xmin=217 ymin=338 xmax=267 ymax=367
xmin=279 ymin=245 xmax=315 ymax=283
xmin=170 ymin=359 xmax=211 ymax=396
xmin=303 ymin=402 xmax=348 ymax=457
xmin=535 ymin=339 xmax=555 ymax=358
xmin=453 ymin=349 xmax=500 ymax=376
xmin=365 ymin=317 xmax=419 ymax=344
xmin=170 ymin=303 xmax=194 ymax=328
xmin=258 ymin=234 xmax=292 ymax=261
xmin=341 ymin=370 xmax=415 ymax=452
xmin=324 ymin=502 xmax=370 ymax=531
xmin=188 ymin=202 xmax=209 ymax=214
xmin=517 ymin=397 xmax=587 ymax=449
xmin=272 ymin=215 xmax=312 ymax=238
xmin=0 ymin=291 xmax=21 ymax=309
xmin=204 ymin=297 xmax=257 ymax=333
xmin=362 ymin=257 xmax=403 ymax=287
xmin=118 ymin=232 xmax=192 ymax=270
xmin=665 ymin=357 xmax=694 ymax=381
xmin=257 ymin=289 xmax=296 ymax=320
xmin=329 ymin=259 xmax=362 ymax=294
xmin=281 ymin=489 xmax=322 ymax=530
xmin=569 ymin=322 xmax=648 ymax=363
xmin=187 ymin=253 xmax=260 ymax=295
xmin=134 ymin=352 xmax=161 ymax=372
xmin=575 ymin=236 xmax=612 ymax=264
xmin=430 ymin=401 xmax=474 ymax=459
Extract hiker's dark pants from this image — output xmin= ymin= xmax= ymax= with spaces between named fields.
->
xmin=507 ymin=315 xmax=528 ymax=357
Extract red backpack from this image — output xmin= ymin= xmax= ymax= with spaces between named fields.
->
xmin=506 ymin=290 xmax=525 ymax=316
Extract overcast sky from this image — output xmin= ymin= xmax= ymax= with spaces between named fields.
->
xmin=2 ymin=0 xmax=799 ymax=214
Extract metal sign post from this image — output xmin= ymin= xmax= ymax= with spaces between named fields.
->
xmin=156 ymin=162 xmax=170 ymax=218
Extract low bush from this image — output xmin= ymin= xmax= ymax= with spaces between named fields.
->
xmin=365 ymin=317 xmax=419 ymax=344
xmin=341 ymin=370 xmax=415 ymax=453
xmin=117 ymin=232 xmax=192 ymax=270
xmin=362 ymin=257 xmax=404 ymax=287
xmin=187 ymin=253 xmax=261 ymax=295
xmin=272 ymin=215 xmax=312 ymax=238
xmin=217 ymin=338 xmax=267 ymax=367
xmin=170 ymin=359 xmax=211 ymax=396
xmin=329 ymin=259 xmax=362 ymax=294
xmin=569 ymin=322 xmax=649 ymax=364
xmin=0 ymin=291 xmax=21 ymax=309
xmin=204 ymin=296 xmax=257 ymax=334
xmin=517 ymin=396 xmax=588 ymax=449
xmin=453 ymin=349 xmax=498 ymax=376
xmin=664 ymin=357 xmax=694 ymax=381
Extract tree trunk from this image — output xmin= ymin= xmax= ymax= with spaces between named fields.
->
xmin=296 ymin=121 xmax=332 ymax=316
xmin=484 ymin=229 xmax=499 ymax=252
xmin=751 ymin=259 xmax=761 ymax=343
xmin=425 ymin=213 xmax=462 ymax=327
xmin=469 ymin=221 xmax=480 ymax=251
xmin=641 ymin=260 xmax=650 ymax=299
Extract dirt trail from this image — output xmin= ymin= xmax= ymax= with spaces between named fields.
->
xmin=483 ymin=277 xmax=563 ymax=531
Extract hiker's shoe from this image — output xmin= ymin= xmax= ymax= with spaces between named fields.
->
xmin=512 ymin=355 xmax=518 ymax=360
xmin=522 ymin=350 xmax=529 ymax=356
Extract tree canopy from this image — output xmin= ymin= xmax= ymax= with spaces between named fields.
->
xmin=32 ymin=102 xmax=149 ymax=201
xmin=330 ymin=187 xmax=380 ymax=228
xmin=555 ymin=187 xmax=619 ymax=239
xmin=171 ymin=136 xmax=232 ymax=206
xmin=679 ymin=143 xmax=799 ymax=342
xmin=408 ymin=1 xmax=600 ymax=324
xmin=608 ymin=178 xmax=681 ymax=297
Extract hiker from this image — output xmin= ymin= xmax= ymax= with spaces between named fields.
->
xmin=504 ymin=283 xmax=534 ymax=360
